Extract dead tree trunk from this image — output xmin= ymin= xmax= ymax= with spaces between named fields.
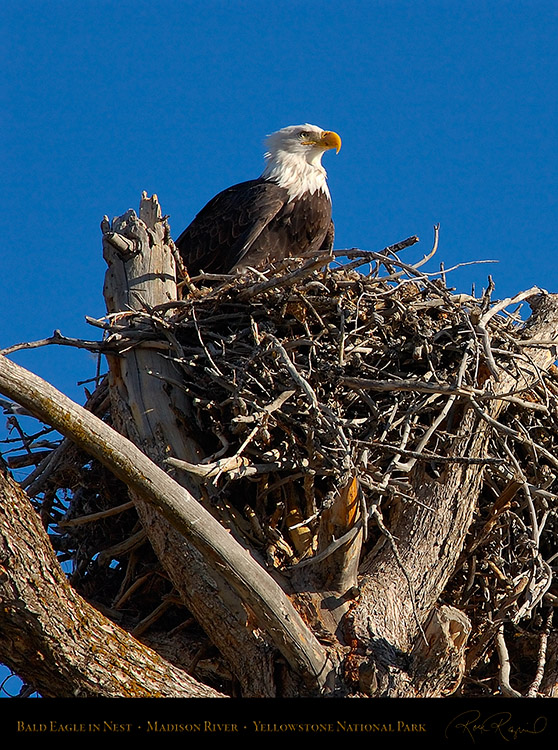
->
xmin=101 ymin=194 xmax=330 ymax=696
xmin=0 ymin=460 xmax=222 ymax=698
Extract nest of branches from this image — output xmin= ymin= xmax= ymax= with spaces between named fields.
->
xmin=3 ymin=233 xmax=558 ymax=696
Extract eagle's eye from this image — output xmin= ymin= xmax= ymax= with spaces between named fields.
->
xmin=299 ymin=131 xmax=311 ymax=139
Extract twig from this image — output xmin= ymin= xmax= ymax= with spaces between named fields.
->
xmin=0 ymin=330 xmax=106 ymax=356
xmin=527 ymin=608 xmax=553 ymax=697
xmin=264 ymin=333 xmax=319 ymax=409
xmin=478 ymin=287 xmax=543 ymax=328
xmin=58 ymin=500 xmax=136 ymax=527
xmin=495 ymin=625 xmax=522 ymax=697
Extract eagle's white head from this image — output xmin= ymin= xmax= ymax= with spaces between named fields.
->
xmin=261 ymin=123 xmax=341 ymax=201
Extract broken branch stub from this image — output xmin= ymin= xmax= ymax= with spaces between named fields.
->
xmin=101 ymin=193 xmax=331 ymax=695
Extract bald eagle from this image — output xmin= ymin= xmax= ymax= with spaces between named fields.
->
xmin=175 ymin=124 xmax=341 ymax=276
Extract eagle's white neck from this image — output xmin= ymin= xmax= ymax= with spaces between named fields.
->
xmin=262 ymin=150 xmax=330 ymax=202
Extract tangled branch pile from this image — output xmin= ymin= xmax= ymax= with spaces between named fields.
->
xmin=3 ymin=231 xmax=558 ymax=696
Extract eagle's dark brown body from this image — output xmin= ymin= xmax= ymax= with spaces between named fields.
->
xmin=175 ymin=177 xmax=334 ymax=276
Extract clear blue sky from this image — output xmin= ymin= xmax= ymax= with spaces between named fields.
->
xmin=3 ymin=0 xmax=558 ymax=404
xmin=1 ymin=0 xmax=557 ymax=691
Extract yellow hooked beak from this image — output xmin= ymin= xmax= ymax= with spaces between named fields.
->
xmin=318 ymin=130 xmax=342 ymax=153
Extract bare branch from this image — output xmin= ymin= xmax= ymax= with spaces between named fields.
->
xmin=0 ymin=353 xmax=330 ymax=689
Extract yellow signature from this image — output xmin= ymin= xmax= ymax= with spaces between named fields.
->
xmin=445 ymin=710 xmax=548 ymax=742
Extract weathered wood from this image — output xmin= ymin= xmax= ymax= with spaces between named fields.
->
xmin=290 ymin=475 xmax=363 ymax=639
xmin=101 ymin=194 xmax=333 ymax=695
xmin=0 ymin=462 xmax=222 ymax=698
xmin=2 ymin=186 xmax=557 ymax=700
xmin=0 ymin=349 xmax=330 ymax=694
xmin=102 ymin=195 xmax=279 ymax=695
xmin=411 ymin=605 xmax=472 ymax=697
xmin=346 ymin=292 xmax=558 ymax=696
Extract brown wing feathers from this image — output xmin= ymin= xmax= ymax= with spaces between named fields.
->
xmin=175 ymin=179 xmax=286 ymax=275
xmin=175 ymin=179 xmax=333 ymax=276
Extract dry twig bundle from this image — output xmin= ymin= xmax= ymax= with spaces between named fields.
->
xmin=2 ymin=209 xmax=558 ymax=697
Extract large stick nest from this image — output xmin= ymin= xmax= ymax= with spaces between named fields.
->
xmin=3 ymin=237 xmax=558 ymax=696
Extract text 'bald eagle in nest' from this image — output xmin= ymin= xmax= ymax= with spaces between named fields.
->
xmin=175 ymin=124 xmax=341 ymax=276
